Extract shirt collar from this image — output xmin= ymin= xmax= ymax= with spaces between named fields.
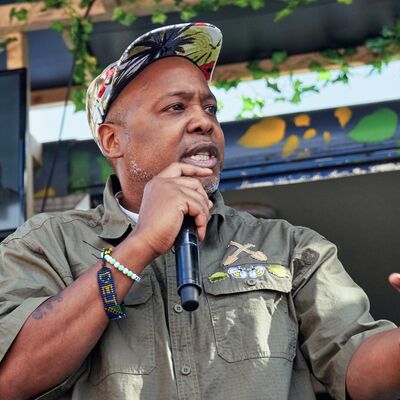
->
xmin=115 ymin=191 xmax=139 ymax=223
xmin=98 ymin=175 xmax=133 ymax=241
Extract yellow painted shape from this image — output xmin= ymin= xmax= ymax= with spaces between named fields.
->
xmin=267 ymin=265 xmax=290 ymax=278
xmin=294 ymin=114 xmax=311 ymax=127
xmin=323 ymin=131 xmax=331 ymax=143
xmin=303 ymin=128 xmax=317 ymax=140
xmin=238 ymin=117 xmax=286 ymax=148
xmin=34 ymin=187 xmax=56 ymax=199
xmin=282 ymin=135 xmax=300 ymax=157
xmin=334 ymin=107 xmax=352 ymax=128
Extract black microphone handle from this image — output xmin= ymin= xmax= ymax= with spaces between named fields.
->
xmin=175 ymin=216 xmax=202 ymax=311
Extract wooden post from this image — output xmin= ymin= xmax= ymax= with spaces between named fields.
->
xmin=5 ymin=31 xmax=28 ymax=70
xmin=5 ymin=31 xmax=38 ymax=220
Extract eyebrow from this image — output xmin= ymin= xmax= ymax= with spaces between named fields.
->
xmin=157 ymin=90 xmax=217 ymax=103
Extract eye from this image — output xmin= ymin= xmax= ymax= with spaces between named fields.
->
xmin=166 ymin=103 xmax=185 ymax=112
xmin=205 ymin=104 xmax=218 ymax=115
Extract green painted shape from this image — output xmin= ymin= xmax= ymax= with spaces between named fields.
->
xmin=348 ymin=108 xmax=398 ymax=143
xmin=69 ymin=150 xmax=91 ymax=190
xmin=208 ymin=272 xmax=229 ymax=283
xmin=267 ymin=264 xmax=289 ymax=278
xmin=96 ymin=156 xmax=113 ymax=183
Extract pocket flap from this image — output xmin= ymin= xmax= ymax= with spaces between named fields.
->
xmin=204 ymin=264 xmax=292 ymax=296
xmin=123 ymin=274 xmax=153 ymax=305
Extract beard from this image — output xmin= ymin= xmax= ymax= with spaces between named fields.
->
xmin=127 ymin=158 xmax=154 ymax=182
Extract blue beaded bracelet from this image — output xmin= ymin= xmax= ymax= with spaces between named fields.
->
xmin=100 ymin=249 xmax=141 ymax=282
xmin=97 ymin=250 xmax=126 ymax=320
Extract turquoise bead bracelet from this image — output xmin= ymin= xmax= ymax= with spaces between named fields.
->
xmin=100 ymin=249 xmax=141 ymax=282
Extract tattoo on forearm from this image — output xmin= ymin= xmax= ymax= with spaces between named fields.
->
xmin=31 ymin=294 xmax=63 ymax=320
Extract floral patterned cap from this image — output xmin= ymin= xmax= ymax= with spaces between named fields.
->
xmin=86 ymin=22 xmax=222 ymax=146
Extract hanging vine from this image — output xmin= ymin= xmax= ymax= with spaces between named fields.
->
xmin=1 ymin=0 xmax=399 ymax=116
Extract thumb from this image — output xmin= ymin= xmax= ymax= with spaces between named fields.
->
xmin=388 ymin=273 xmax=400 ymax=293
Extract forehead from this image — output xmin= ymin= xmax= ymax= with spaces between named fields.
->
xmin=124 ymin=57 xmax=211 ymax=98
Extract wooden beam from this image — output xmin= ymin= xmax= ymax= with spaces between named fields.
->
xmin=30 ymin=86 xmax=80 ymax=106
xmin=29 ymin=45 xmax=396 ymax=106
xmin=211 ymin=46 xmax=395 ymax=82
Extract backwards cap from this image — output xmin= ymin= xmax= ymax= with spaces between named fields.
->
xmin=86 ymin=22 xmax=222 ymax=146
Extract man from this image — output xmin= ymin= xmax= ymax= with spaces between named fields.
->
xmin=0 ymin=23 xmax=399 ymax=400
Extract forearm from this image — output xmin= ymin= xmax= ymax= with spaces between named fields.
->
xmin=346 ymin=327 xmax=400 ymax=400
xmin=0 ymin=233 xmax=153 ymax=400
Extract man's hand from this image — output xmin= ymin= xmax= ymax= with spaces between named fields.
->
xmin=131 ymin=162 xmax=214 ymax=259
xmin=388 ymin=273 xmax=400 ymax=293
xmin=346 ymin=273 xmax=400 ymax=400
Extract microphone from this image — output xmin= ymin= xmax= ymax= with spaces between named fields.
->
xmin=174 ymin=216 xmax=202 ymax=311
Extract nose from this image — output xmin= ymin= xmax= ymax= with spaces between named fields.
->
xmin=186 ymin=107 xmax=214 ymax=136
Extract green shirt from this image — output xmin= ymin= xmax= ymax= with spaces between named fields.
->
xmin=0 ymin=175 xmax=396 ymax=400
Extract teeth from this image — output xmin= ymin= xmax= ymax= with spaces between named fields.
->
xmin=190 ymin=153 xmax=210 ymax=161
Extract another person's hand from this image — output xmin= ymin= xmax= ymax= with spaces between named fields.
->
xmin=388 ymin=273 xmax=400 ymax=293
xmin=131 ymin=162 xmax=214 ymax=258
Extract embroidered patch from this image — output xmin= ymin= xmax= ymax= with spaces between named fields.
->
xmin=267 ymin=264 xmax=290 ymax=278
xmin=208 ymin=272 xmax=230 ymax=283
xmin=227 ymin=265 xmax=266 ymax=279
xmin=223 ymin=241 xmax=268 ymax=266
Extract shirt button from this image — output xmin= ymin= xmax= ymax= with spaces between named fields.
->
xmin=246 ymin=279 xmax=257 ymax=286
xmin=174 ymin=304 xmax=183 ymax=313
xmin=181 ymin=365 xmax=191 ymax=375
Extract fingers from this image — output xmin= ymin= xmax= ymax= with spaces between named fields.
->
xmin=157 ymin=162 xmax=213 ymax=179
xmin=174 ymin=176 xmax=213 ymax=207
xmin=175 ymin=187 xmax=211 ymax=241
xmin=388 ymin=273 xmax=400 ymax=293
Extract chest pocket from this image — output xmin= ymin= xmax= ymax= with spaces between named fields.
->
xmin=89 ymin=274 xmax=155 ymax=385
xmin=203 ymin=266 xmax=296 ymax=363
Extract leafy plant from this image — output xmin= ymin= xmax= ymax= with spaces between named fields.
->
xmin=0 ymin=0 xmax=399 ymax=118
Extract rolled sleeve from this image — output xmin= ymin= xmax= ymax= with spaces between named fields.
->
xmin=291 ymin=228 xmax=396 ymax=400
xmin=0 ymin=225 xmax=79 ymax=397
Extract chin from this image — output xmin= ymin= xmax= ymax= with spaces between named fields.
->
xmin=202 ymin=176 xmax=220 ymax=195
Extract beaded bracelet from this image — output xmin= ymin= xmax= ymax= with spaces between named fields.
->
xmin=101 ymin=248 xmax=141 ymax=282
xmin=97 ymin=250 xmax=126 ymax=320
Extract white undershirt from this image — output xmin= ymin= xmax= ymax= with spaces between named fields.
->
xmin=115 ymin=191 xmax=139 ymax=223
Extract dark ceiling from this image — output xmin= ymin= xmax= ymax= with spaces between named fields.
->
xmin=1 ymin=0 xmax=399 ymax=91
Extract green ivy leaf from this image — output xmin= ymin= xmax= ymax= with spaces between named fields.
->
xmin=50 ymin=20 xmax=64 ymax=33
xmin=180 ymin=7 xmax=197 ymax=21
xmin=271 ymin=50 xmax=288 ymax=65
xmin=250 ymin=0 xmax=265 ymax=10
xmin=337 ymin=0 xmax=352 ymax=4
xmin=274 ymin=7 xmax=294 ymax=22
xmin=343 ymin=47 xmax=357 ymax=57
xmin=247 ymin=60 xmax=268 ymax=80
xmin=42 ymin=0 xmax=67 ymax=10
xmin=214 ymin=79 xmax=241 ymax=91
xmin=266 ymin=79 xmax=281 ymax=93
xmin=112 ymin=7 xmax=136 ymax=26
xmin=317 ymin=70 xmax=331 ymax=80
xmin=321 ymin=49 xmax=344 ymax=64
xmin=71 ymin=88 xmax=87 ymax=112
xmin=10 ymin=7 xmax=29 ymax=22
xmin=79 ymin=0 xmax=92 ymax=8
xmin=0 ymin=37 xmax=17 ymax=54
xmin=152 ymin=9 xmax=167 ymax=24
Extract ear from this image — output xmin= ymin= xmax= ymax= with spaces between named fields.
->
xmin=97 ymin=123 xmax=124 ymax=160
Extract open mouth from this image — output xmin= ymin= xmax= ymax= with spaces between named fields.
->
xmin=181 ymin=143 xmax=219 ymax=169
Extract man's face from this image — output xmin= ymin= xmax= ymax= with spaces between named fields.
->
xmin=107 ymin=57 xmax=225 ymax=194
